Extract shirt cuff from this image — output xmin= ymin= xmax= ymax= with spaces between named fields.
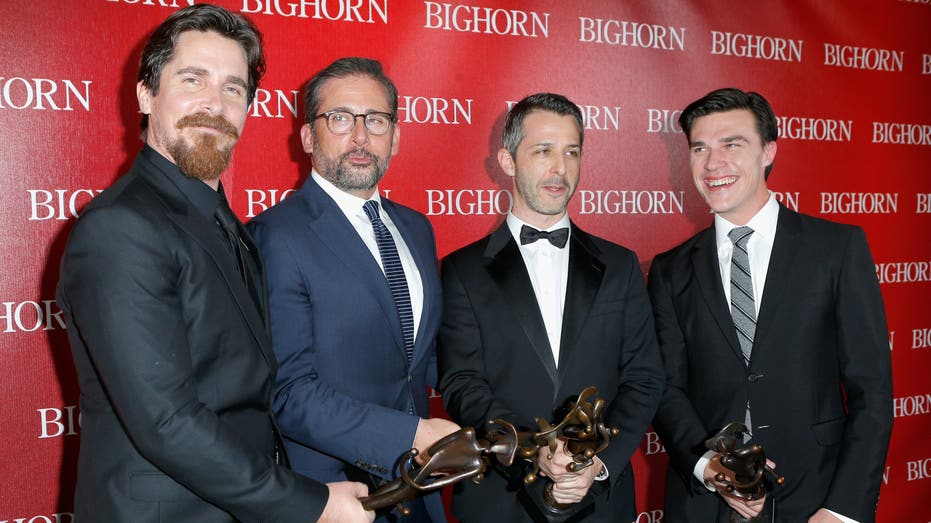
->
xmin=825 ymin=509 xmax=857 ymax=523
xmin=693 ymin=450 xmax=719 ymax=491
xmin=594 ymin=461 xmax=609 ymax=481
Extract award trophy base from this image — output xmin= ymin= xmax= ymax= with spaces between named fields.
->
xmin=521 ymin=477 xmax=594 ymax=523
xmin=716 ymin=494 xmax=775 ymax=523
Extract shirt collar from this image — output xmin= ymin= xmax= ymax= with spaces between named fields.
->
xmin=311 ymin=169 xmax=381 ymax=219
xmin=140 ymin=144 xmax=219 ymax=221
xmin=714 ymin=192 xmax=779 ymax=247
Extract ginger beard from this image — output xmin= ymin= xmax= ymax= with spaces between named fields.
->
xmin=168 ymin=113 xmax=240 ymax=182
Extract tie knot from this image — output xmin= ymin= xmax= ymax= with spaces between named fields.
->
xmin=520 ymin=225 xmax=569 ymax=248
xmin=214 ymin=197 xmax=240 ymax=232
xmin=363 ymin=200 xmax=381 ymax=223
xmin=728 ymin=226 xmax=754 ymax=247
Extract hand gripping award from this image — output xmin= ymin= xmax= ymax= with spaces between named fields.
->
xmin=705 ymin=422 xmax=784 ymax=523
xmin=361 ymin=387 xmax=618 ymax=523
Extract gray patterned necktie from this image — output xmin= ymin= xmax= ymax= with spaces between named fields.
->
xmin=729 ymin=226 xmax=756 ymax=365
xmin=729 ymin=226 xmax=755 ymax=436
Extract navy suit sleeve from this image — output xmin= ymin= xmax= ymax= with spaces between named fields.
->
xmin=823 ymin=227 xmax=893 ymax=520
xmin=248 ymin=218 xmax=420 ymax=480
xmin=59 ymin=206 xmax=328 ymax=522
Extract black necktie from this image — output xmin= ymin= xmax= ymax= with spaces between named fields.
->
xmin=520 ymin=225 xmax=569 ymax=248
xmin=215 ymin=196 xmax=249 ymax=282
xmin=214 ymin=193 xmax=260 ymax=309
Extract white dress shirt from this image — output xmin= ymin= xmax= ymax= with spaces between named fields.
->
xmin=506 ymin=213 xmax=571 ymax=366
xmin=312 ymin=171 xmax=424 ymax=341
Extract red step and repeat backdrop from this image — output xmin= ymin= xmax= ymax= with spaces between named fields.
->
xmin=1 ymin=1 xmax=929 ymax=521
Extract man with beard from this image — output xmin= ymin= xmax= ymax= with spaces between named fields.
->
xmin=436 ymin=93 xmax=665 ymax=522
xmin=248 ymin=57 xmax=459 ymax=523
xmin=57 ymin=6 xmax=372 ymax=523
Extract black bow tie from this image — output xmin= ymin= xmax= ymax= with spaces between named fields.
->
xmin=520 ymin=225 xmax=569 ymax=248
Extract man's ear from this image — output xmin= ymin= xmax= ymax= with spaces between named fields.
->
xmin=300 ymin=123 xmax=315 ymax=155
xmin=762 ymin=140 xmax=777 ymax=169
xmin=389 ymin=122 xmax=400 ymax=157
xmin=497 ymin=148 xmax=516 ymax=178
xmin=137 ymin=81 xmax=153 ymax=116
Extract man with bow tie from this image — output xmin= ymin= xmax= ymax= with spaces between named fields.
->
xmin=436 ymin=92 xmax=665 ymax=522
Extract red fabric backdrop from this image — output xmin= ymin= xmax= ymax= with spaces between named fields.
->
xmin=1 ymin=1 xmax=929 ymax=521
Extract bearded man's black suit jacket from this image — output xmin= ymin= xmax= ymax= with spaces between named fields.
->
xmin=57 ymin=146 xmax=328 ymax=522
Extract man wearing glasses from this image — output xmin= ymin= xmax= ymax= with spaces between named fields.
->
xmin=249 ymin=57 xmax=458 ymax=523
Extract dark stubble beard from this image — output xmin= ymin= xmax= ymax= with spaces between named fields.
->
xmin=312 ymin=130 xmax=391 ymax=193
xmin=168 ymin=113 xmax=240 ymax=182
xmin=515 ymin=172 xmax=574 ymax=217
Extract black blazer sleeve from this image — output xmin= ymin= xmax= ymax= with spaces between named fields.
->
xmin=647 ymin=250 xmax=713 ymax=490
xmin=822 ymin=226 xmax=893 ymax=520
xmin=437 ymin=252 xmax=524 ymax=432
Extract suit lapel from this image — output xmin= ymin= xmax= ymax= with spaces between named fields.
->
xmin=484 ymin=223 xmax=559 ymax=387
xmin=299 ymin=180 xmax=407 ymax=358
xmin=136 ymin=161 xmax=276 ymax=370
xmin=754 ymin=205 xmax=800 ymax=356
xmin=557 ymin=225 xmax=604 ymax=376
xmin=691 ymin=227 xmax=744 ymax=364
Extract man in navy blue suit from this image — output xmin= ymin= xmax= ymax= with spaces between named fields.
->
xmin=248 ymin=57 xmax=458 ymax=523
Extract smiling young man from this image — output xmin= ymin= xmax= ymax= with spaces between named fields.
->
xmin=648 ymin=88 xmax=892 ymax=522
xmin=436 ymin=92 xmax=665 ymax=522
xmin=57 ymin=6 xmax=372 ymax=523
xmin=248 ymin=57 xmax=459 ymax=523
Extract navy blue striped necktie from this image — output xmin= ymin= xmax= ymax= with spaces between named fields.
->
xmin=363 ymin=200 xmax=414 ymax=365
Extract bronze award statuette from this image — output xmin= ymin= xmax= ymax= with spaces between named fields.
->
xmin=705 ymin=422 xmax=785 ymax=523
xmin=359 ymin=421 xmax=521 ymax=516
xmin=359 ymin=387 xmax=617 ymax=522
xmin=520 ymin=387 xmax=620 ymax=523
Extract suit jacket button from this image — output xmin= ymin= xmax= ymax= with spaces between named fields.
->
xmin=748 ymin=373 xmax=762 ymax=382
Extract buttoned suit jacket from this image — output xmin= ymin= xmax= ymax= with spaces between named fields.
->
xmin=648 ymin=204 xmax=893 ymax=522
xmin=247 ymin=176 xmax=446 ymax=523
xmin=57 ymin=149 xmax=328 ymax=523
xmin=437 ymin=221 xmax=666 ymax=522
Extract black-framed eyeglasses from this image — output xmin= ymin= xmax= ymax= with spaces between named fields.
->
xmin=314 ymin=110 xmax=396 ymax=136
